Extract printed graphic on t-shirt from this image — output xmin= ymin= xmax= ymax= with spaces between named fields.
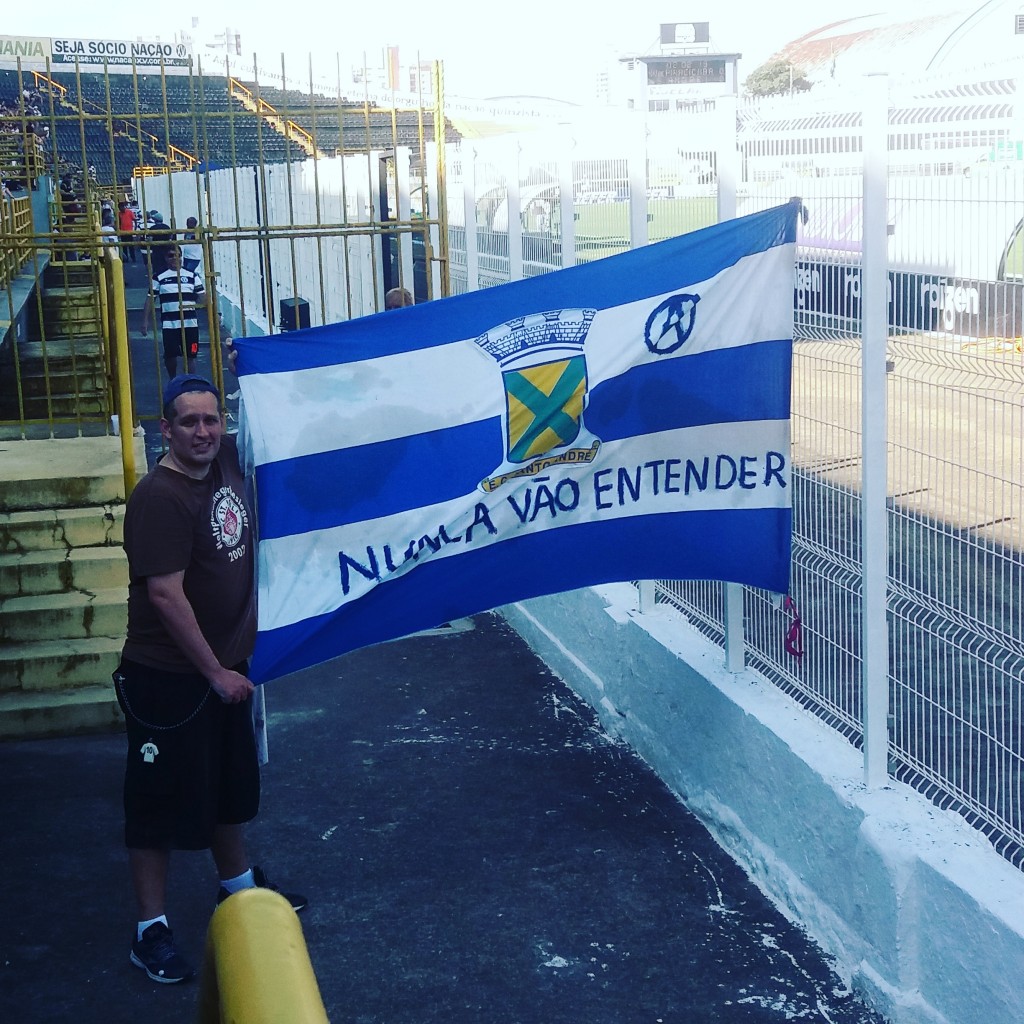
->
xmin=210 ymin=486 xmax=249 ymax=550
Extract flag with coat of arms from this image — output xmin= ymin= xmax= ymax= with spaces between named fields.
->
xmin=235 ymin=201 xmax=799 ymax=683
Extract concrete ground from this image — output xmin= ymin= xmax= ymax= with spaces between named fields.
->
xmin=0 ymin=612 xmax=888 ymax=1024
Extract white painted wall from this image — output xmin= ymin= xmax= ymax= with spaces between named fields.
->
xmin=502 ymin=585 xmax=1024 ymax=1024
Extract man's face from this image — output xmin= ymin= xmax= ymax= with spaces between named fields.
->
xmin=160 ymin=391 xmax=222 ymax=474
xmin=165 ymin=249 xmax=182 ymax=269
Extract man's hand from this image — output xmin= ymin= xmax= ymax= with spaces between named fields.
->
xmin=223 ymin=336 xmax=238 ymax=375
xmin=146 ymin=571 xmax=253 ymax=699
xmin=209 ymin=666 xmax=255 ymax=704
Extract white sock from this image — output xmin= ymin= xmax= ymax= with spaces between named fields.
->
xmin=220 ymin=868 xmax=255 ymax=894
xmin=137 ymin=915 xmax=168 ymax=941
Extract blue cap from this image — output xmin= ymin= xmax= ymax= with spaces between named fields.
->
xmin=163 ymin=374 xmax=220 ymax=410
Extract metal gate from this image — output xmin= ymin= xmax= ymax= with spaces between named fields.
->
xmin=0 ymin=54 xmax=450 ymax=446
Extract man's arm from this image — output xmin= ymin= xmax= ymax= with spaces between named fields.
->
xmin=146 ymin=570 xmax=254 ymax=703
xmin=141 ymin=293 xmax=153 ymax=338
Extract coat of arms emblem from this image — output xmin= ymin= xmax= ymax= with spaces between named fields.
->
xmin=475 ymin=308 xmax=601 ymax=491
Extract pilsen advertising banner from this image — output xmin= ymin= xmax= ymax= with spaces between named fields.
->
xmin=0 ymin=35 xmax=193 ymax=74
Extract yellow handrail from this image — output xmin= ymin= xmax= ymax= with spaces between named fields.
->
xmin=228 ymin=77 xmax=318 ymax=155
xmin=0 ymin=195 xmax=34 ymax=292
xmin=30 ymin=69 xmax=198 ymax=171
xmin=31 ymin=69 xmax=66 ymax=99
xmin=104 ymin=251 xmax=138 ymax=496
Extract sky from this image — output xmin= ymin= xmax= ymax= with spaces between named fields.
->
xmin=6 ymin=0 xmax=961 ymax=102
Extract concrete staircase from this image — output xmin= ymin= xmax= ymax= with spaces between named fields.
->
xmin=0 ymin=434 xmax=144 ymax=738
xmin=0 ymin=259 xmax=109 ymax=423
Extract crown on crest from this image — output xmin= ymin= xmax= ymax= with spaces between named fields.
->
xmin=475 ymin=308 xmax=597 ymax=368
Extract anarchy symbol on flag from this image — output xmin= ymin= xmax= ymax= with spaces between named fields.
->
xmin=644 ymin=293 xmax=701 ymax=354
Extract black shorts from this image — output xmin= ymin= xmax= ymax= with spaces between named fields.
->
xmin=161 ymin=325 xmax=199 ymax=359
xmin=114 ymin=658 xmax=260 ymax=850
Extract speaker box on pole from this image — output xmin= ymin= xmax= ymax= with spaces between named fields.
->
xmin=280 ymin=297 xmax=310 ymax=332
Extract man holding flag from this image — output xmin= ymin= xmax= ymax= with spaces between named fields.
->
xmin=114 ymin=374 xmax=305 ymax=985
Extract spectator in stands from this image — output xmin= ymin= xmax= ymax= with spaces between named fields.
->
xmin=118 ymin=202 xmax=137 ymax=264
xmin=181 ymin=217 xmax=202 ymax=274
xmin=384 ymin=287 xmax=414 ymax=310
xmin=100 ymin=209 xmax=119 ymax=260
xmin=145 ymin=210 xmax=170 ymax=273
xmin=143 ymin=245 xmax=208 ymax=381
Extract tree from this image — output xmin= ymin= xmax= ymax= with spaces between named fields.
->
xmin=744 ymin=59 xmax=813 ymax=98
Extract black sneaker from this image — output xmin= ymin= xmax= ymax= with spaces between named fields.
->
xmin=216 ymin=864 xmax=308 ymax=912
xmin=129 ymin=922 xmax=194 ymax=984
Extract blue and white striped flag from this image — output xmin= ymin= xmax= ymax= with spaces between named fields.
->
xmin=236 ymin=201 xmax=798 ymax=682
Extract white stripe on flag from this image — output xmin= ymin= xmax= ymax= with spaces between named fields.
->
xmin=256 ymin=417 xmax=790 ymax=632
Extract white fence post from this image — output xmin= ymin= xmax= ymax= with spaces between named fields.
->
xmin=463 ymin=147 xmax=479 ymax=291
xmin=396 ymin=146 xmax=415 ymax=294
xmin=559 ymin=139 xmax=576 ymax=269
xmin=718 ymin=95 xmax=745 ymax=671
xmin=724 ymin=583 xmax=745 ymax=672
xmin=507 ymin=143 xmax=523 ymax=281
xmin=627 ymin=117 xmax=648 ymax=249
xmin=716 ymin=95 xmax=739 ymax=224
xmin=861 ymin=74 xmax=891 ymax=789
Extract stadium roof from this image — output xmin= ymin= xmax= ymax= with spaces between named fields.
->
xmin=773 ymin=2 xmax=1024 ymax=83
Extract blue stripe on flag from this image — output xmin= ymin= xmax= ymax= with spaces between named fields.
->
xmin=234 ymin=202 xmax=800 ymax=376
xmin=248 ymin=507 xmax=792 ymax=683
xmin=254 ymin=418 xmax=501 ymax=539
xmin=587 ymin=339 xmax=791 ymax=442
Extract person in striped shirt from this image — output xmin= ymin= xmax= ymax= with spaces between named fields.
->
xmin=143 ymin=246 xmax=209 ymax=380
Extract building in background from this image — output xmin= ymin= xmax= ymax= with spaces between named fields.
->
xmin=601 ymin=22 xmax=740 ymax=112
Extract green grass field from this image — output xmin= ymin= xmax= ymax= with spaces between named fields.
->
xmin=572 ymin=198 xmax=718 ymax=262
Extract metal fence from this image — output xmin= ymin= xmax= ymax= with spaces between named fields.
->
xmin=444 ymin=71 xmax=1024 ymax=868
xmin=0 ymin=56 xmax=448 ymax=436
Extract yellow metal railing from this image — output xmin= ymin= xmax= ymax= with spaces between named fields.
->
xmin=31 ymin=70 xmax=67 ymax=100
xmin=31 ymin=68 xmax=198 ymax=175
xmin=228 ymin=77 xmax=319 ymax=156
xmin=0 ymin=195 xmax=33 ymax=291
xmin=198 ymin=889 xmax=328 ymax=1024
xmin=102 ymin=250 xmax=139 ymax=495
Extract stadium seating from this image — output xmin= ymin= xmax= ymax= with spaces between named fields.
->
xmin=0 ymin=70 xmax=459 ymax=189
xmin=234 ymin=81 xmax=461 ymax=156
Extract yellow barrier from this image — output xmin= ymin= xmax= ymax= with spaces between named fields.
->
xmin=197 ymin=889 xmax=329 ymax=1024
xmin=104 ymin=252 xmax=138 ymax=497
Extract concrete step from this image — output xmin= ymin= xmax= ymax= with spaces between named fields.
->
xmin=18 ymin=367 xmax=107 ymax=397
xmin=42 ymin=285 xmax=101 ymax=303
xmin=0 ymin=504 xmax=125 ymax=553
xmin=0 ymin=546 xmax=128 ymax=597
xmin=17 ymin=338 xmax=105 ymax=365
xmin=0 ymin=587 xmax=127 ymax=642
xmin=44 ymin=262 xmax=100 ymax=289
xmin=0 ymin=435 xmax=143 ymax=512
xmin=0 ymin=391 xmax=108 ymax=421
xmin=0 ymin=635 xmax=122 ymax=692
xmin=0 ymin=683 xmax=122 ymax=739
xmin=41 ymin=318 xmax=103 ymax=339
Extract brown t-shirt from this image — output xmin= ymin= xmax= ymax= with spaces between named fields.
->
xmin=122 ymin=435 xmax=257 ymax=673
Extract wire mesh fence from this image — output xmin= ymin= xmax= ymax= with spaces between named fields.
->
xmin=445 ymin=70 xmax=1024 ymax=867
